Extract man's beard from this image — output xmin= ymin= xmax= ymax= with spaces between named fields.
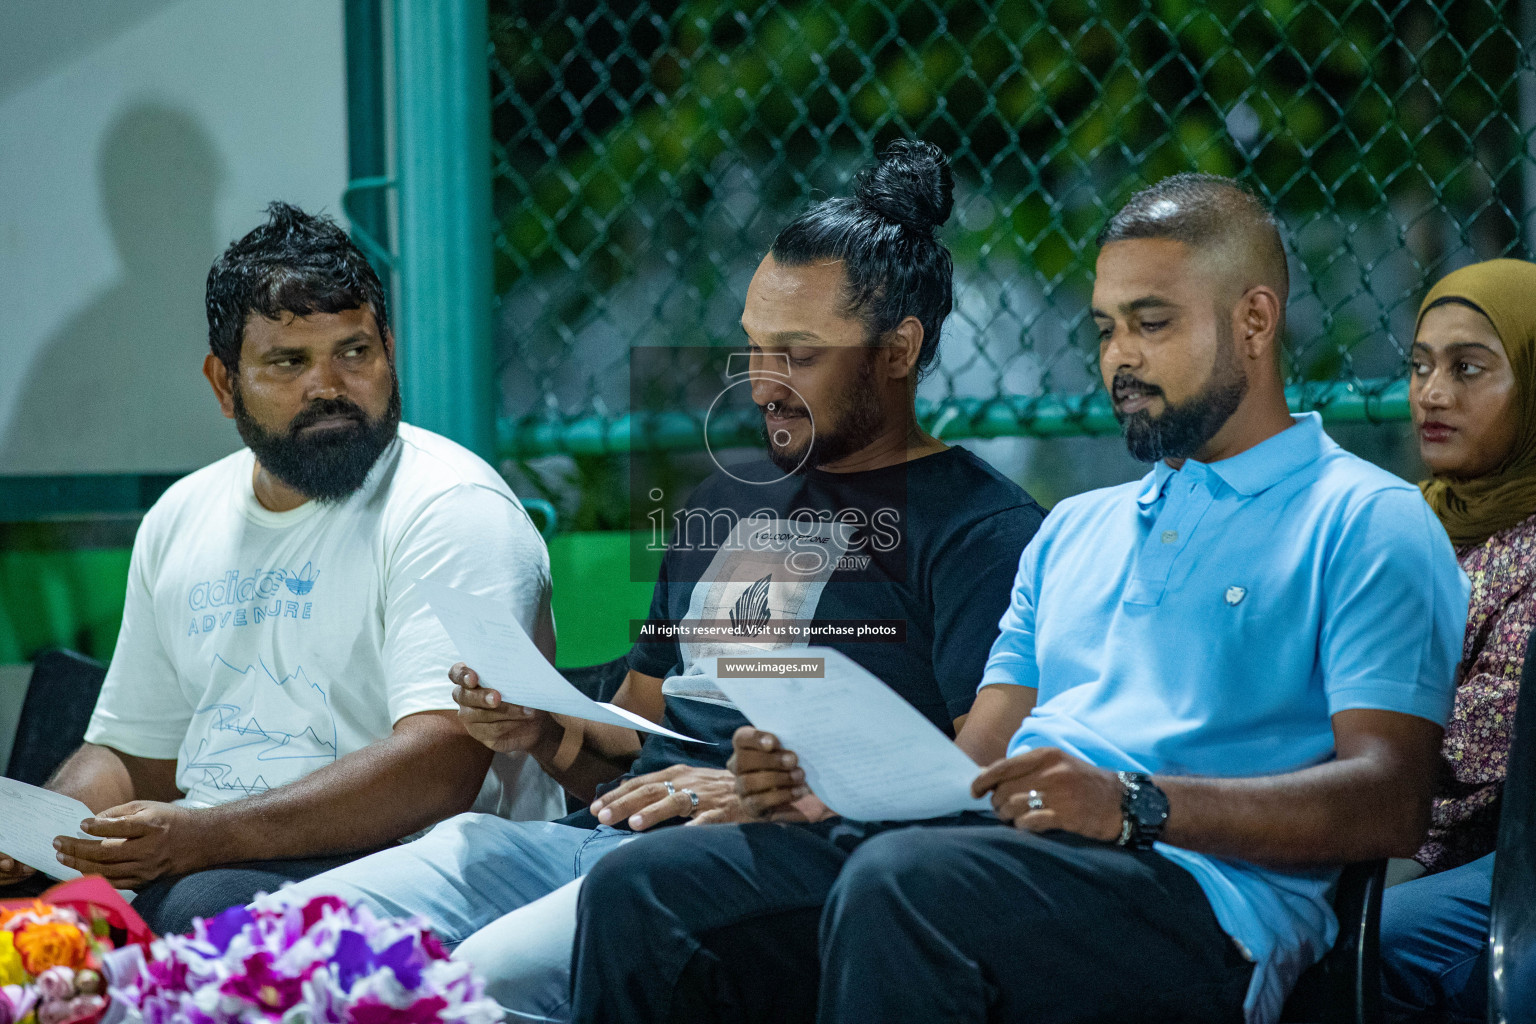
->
xmin=1113 ymin=338 xmax=1248 ymax=464
xmin=232 ymin=373 xmax=403 ymax=502
xmin=762 ymin=354 xmax=885 ymax=474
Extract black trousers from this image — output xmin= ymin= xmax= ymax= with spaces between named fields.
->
xmin=0 ymin=851 xmax=383 ymax=936
xmin=570 ymin=814 xmax=1254 ymax=1024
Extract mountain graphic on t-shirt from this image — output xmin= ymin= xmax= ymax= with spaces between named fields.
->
xmin=183 ymin=655 xmax=339 ymax=799
xmin=730 ymin=573 xmax=773 ymax=637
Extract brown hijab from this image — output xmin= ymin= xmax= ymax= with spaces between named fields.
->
xmin=1418 ymin=258 xmax=1536 ymax=547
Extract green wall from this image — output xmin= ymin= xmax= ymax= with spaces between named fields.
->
xmin=0 ymin=549 xmax=132 ymax=665
xmin=0 ymin=532 xmax=653 ymax=670
xmin=547 ymin=531 xmax=658 ymax=668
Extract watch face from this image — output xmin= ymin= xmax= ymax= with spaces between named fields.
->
xmin=1130 ymin=781 xmax=1169 ymax=827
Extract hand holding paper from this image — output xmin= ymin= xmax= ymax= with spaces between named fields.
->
xmin=712 ymin=647 xmax=989 ymax=821
xmin=449 ymin=661 xmax=557 ymax=755
xmin=415 ymin=579 xmax=702 ymax=744
xmin=728 ymin=725 xmax=831 ymax=823
xmin=0 ymin=777 xmax=93 ymax=881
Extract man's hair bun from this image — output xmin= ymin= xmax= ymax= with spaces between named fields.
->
xmin=853 ymin=139 xmax=955 ymax=234
xmin=770 ymin=139 xmax=957 ymax=381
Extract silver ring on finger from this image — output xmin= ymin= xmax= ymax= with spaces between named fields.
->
xmin=681 ymin=788 xmax=701 ymax=816
xmin=1026 ymin=789 xmax=1046 ymax=811
xmin=663 ymin=780 xmax=677 ymax=798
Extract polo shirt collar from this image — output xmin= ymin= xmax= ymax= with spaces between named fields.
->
xmin=1206 ymin=412 xmax=1329 ymax=495
xmin=1134 ymin=412 xmax=1329 ymax=507
xmin=1136 ymin=460 xmax=1178 ymax=508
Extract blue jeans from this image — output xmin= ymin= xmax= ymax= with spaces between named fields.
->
xmin=1380 ymin=852 xmax=1492 ymax=1023
xmin=273 ymin=814 xmax=639 ymax=1022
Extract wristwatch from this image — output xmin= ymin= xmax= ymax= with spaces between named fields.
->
xmin=1116 ymin=771 xmax=1169 ymax=850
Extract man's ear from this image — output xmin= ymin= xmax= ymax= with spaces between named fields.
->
xmin=204 ymin=354 xmax=237 ymax=420
xmin=1234 ymin=286 xmax=1283 ymax=363
xmin=883 ymin=316 xmax=925 ymax=381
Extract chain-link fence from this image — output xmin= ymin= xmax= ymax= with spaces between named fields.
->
xmin=488 ymin=0 xmax=1532 ymax=512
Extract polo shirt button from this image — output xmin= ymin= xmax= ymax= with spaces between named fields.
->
xmin=1161 ymin=530 xmax=1178 ymax=544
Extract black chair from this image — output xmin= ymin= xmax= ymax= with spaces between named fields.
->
xmin=1279 ymin=858 xmax=1387 ymax=1024
xmin=1488 ymin=631 xmax=1536 ymax=1021
xmin=5 ymin=648 xmax=106 ymax=786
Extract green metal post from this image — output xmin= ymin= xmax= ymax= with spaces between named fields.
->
xmin=343 ymin=0 xmax=394 ymax=290
xmin=493 ymin=377 xmax=1411 ymax=459
xmin=391 ymin=0 xmax=496 ymax=460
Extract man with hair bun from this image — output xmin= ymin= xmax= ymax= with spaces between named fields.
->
xmin=0 ymin=203 xmax=565 ymax=931
xmin=279 ymin=140 xmax=1045 ymax=1021
xmin=569 ymin=172 xmax=1466 ymax=1024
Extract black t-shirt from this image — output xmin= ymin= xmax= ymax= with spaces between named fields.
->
xmin=620 ymin=446 xmax=1046 ymax=780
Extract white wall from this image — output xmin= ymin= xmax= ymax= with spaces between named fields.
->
xmin=0 ymin=0 xmax=349 ymax=475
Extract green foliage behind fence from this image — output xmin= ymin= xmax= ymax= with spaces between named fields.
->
xmin=486 ymin=0 xmax=1529 ymax=460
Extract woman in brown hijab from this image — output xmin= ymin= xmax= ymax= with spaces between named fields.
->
xmin=1382 ymin=258 xmax=1536 ymax=1023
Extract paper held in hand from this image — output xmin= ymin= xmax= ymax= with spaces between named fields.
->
xmin=0 ymin=777 xmax=91 ymax=881
xmin=711 ymin=647 xmax=991 ymax=821
xmin=414 ymin=579 xmax=704 ymax=744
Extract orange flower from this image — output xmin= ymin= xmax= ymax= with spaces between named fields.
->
xmin=0 ymin=901 xmax=47 ymax=929
xmin=14 ymin=921 xmax=90 ymax=974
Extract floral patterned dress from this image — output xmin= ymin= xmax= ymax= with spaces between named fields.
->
xmin=1414 ymin=511 xmax=1536 ymax=874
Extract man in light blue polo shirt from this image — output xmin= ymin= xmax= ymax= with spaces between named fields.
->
xmin=567 ymin=173 xmax=1467 ymax=1024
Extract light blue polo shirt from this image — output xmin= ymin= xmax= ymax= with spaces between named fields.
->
xmin=980 ymin=413 xmax=1467 ymax=1024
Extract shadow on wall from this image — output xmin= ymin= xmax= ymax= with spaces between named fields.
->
xmin=2 ymin=102 xmax=238 ymax=475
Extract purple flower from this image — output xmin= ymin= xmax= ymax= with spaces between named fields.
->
xmin=331 ymin=931 xmax=372 ymax=991
xmin=144 ymin=952 xmax=189 ymax=992
xmin=300 ymin=896 xmax=349 ymax=932
xmin=418 ymin=932 xmax=448 ymax=963
xmin=220 ymin=951 xmax=308 ymax=1013
xmin=333 ymin=931 xmax=422 ymax=992
xmin=345 ymin=994 xmax=447 ymax=1024
xmin=0 ymin=984 xmax=38 ymax=1024
xmin=201 ymin=905 xmax=254 ymax=955
xmin=113 ymin=896 xmax=503 ymax=1024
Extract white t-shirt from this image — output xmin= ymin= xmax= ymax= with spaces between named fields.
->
xmin=86 ymin=423 xmax=565 ymax=823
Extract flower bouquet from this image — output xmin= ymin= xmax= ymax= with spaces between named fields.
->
xmin=103 ymin=895 xmax=504 ymax=1024
xmin=0 ymin=876 xmax=148 ymax=1024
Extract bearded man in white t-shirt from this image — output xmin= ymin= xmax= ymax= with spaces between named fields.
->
xmin=0 ymin=202 xmax=563 ymax=931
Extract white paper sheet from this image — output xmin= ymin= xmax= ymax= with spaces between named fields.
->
xmin=712 ymin=647 xmax=991 ymax=821
xmin=415 ymin=579 xmax=704 ymax=743
xmin=0 ymin=777 xmax=91 ymax=881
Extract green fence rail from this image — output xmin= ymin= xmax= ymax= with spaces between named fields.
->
xmin=485 ymin=0 xmax=1531 ymax=457
xmin=497 ymin=377 xmax=1410 ymax=457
